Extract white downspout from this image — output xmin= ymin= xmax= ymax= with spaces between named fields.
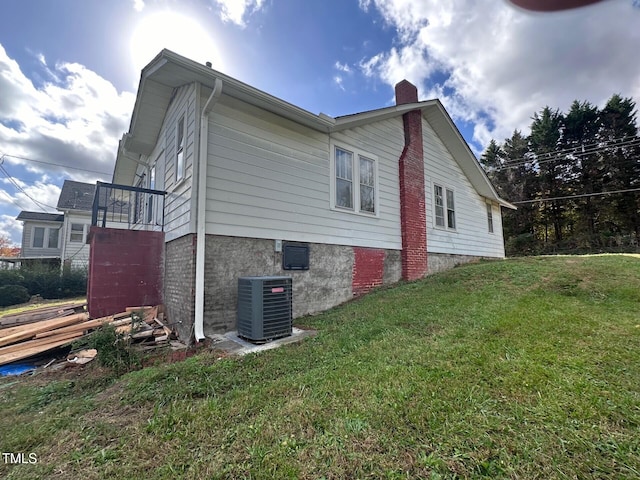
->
xmin=194 ymin=78 xmax=223 ymax=342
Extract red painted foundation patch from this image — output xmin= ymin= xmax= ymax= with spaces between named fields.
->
xmin=352 ymin=247 xmax=386 ymax=296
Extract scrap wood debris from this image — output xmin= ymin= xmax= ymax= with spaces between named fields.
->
xmin=0 ymin=304 xmax=173 ymax=367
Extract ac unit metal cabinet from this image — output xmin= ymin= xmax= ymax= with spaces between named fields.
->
xmin=237 ymin=276 xmax=292 ymax=342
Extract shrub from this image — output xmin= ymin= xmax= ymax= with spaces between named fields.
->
xmin=0 ymin=284 xmax=31 ymax=307
xmin=87 ymin=324 xmax=141 ymax=374
xmin=0 ymin=269 xmax=24 ymax=288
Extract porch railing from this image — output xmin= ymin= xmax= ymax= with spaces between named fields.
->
xmin=91 ymin=181 xmax=167 ymax=230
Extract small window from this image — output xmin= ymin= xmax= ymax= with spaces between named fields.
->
xmin=48 ymin=228 xmax=60 ymax=249
xmin=359 ymin=156 xmax=375 ymax=213
xmin=335 ymin=147 xmax=353 ymax=209
xmin=33 ymin=227 xmax=45 ymax=248
xmin=487 ymin=203 xmax=494 ymax=233
xmin=446 ymin=189 xmax=456 ymax=229
xmin=176 ymin=115 xmax=185 ymax=182
xmin=434 ymin=184 xmax=455 ymax=230
xmin=332 ymin=143 xmax=377 ymax=215
xmin=70 ymin=223 xmax=84 ymax=243
xmin=434 ymin=185 xmax=445 ymax=227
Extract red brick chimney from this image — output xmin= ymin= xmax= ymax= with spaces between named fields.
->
xmin=395 ymin=80 xmax=427 ymax=281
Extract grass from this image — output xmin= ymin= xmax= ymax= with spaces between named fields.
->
xmin=1 ymin=255 xmax=639 ymax=479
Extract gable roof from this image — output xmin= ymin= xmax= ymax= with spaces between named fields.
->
xmin=16 ymin=211 xmax=64 ymax=222
xmin=115 ymin=49 xmax=513 ymax=209
xmin=56 ymin=180 xmax=96 ymax=212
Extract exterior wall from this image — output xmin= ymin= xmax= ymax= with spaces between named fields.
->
xmin=200 ymin=235 xmax=401 ymax=335
xmin=352 ymin=247 xmax=386 ymax=296
xmin=20 ymin=220 xmax=63 ymax=258
xmin=423 ymin=118 xmax=506 ymax=258
xmin=164 ymin=234 xmax=197 ymax=342
xmin=87 ymin=227 xmax=164 ymax=318
xmin=61 ymin=211 xmax=92 ymax=270
xmin=152 ymin=83 xmax=198 ymax=242
xmin=205 ymin=94 xmax=403 ymax=250
xmin=428 ymin=252 xmax=498 ymax=274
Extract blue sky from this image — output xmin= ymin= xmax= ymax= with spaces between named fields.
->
xmin=1 ymin=0 xmax=639 ymax=246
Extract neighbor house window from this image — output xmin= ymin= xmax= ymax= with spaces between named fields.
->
xmin=70 ymin=223 xmax=84 ymax=243
xmin=48 ymin=228 xmax=60 ymax=249
xmin=487 ymin=203 xmax=494 ymax=233
xmin=434 ymin=184 xmax=456 ymax=230
xmin=332 ymin=144 xmax=377 ymax=215
xmin=33 ymin=227 xmax=45 ymax=248
xmin=176 ymin=115 xmax=185 ymax=182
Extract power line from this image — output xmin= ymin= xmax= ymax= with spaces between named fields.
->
xmin=0 ymin=153 xmax=112 ymax=177
xmin=489 ymin=137 xmax=640 ymax=171
xmin=0 ymin=163 xmax=58 ymax=211
xmin=512 ymin=187 xmax=640 ymax=204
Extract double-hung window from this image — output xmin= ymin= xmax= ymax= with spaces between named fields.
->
xmin=70 ymin=223 xmax=84 ymax=243
xmin=176 ymin=115 xmax=185 ymax=182
xmin=332 ymin=144 xmax=378 ymax=215
xmin=487 ymin=202 xmax=494 ymax=233
xmin=33 ymin=227 xmax=45 ymax=248
xmin=32 ymin=227 xmax=60 ymax=248
xmin=434 ymin=184 xmax=456 ymax=230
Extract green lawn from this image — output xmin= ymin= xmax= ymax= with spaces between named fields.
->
xmin=1 ymin=255 xmax=639 ymax=479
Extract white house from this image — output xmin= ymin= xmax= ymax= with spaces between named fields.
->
xmin=110 ymin=49 xmax=514 ymax=342
xmin=16 ymin=180 xmax=95 ymax=270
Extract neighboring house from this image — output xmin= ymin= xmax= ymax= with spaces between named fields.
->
xmin=16 ymin=180 xmax=95 ymax=270
xmin=56 ymin=180 xmax=95 ymax=270
xmin=108 ymin=49 xmax=514 ymax=342
xmin=15 ymin=211 xmax=64 ymax=267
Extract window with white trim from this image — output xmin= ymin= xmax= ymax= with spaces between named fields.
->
xmin=434 ymin=184 xmax=456 ymax=230
xmin=48 ymin=228 xmax=60 ymax=248
xmin=33 ymin=227 xmax=45 ymax=248
xmin=32 ymin=226 xmax=60 ymax=249
xmin=487 ymin=202 xmax=494 ymax=233
xmin=70 ymin=223 xmax=84 ymax=243
xmin=332 ymin=144 xmax=378 ymax=215
xmin=176 ymin=114 xmax=185 ymax=182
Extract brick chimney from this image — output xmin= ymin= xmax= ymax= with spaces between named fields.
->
xmin=395 ymin=80 xmax=427 ymax=281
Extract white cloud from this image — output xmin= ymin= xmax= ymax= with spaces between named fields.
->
xmin=359 ymin=0 xmax=640 ymax=150
xmin=335 ymin=61 xmax=352 ymax=74
xmin=132 ymin=0 xmax=145 ymax=12
xmin=0 ymin=44 xmax=134 ymax=185
xmin=0 ymin=214 xmax=23 ymax=246
xmin=212 ymin=0 xmax=264 ymax=27
xmin=334 ymin=75 xmax=345 ymax=91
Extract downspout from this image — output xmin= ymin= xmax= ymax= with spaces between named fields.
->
xmin=194 ymin=78 xmax=223 ymax=342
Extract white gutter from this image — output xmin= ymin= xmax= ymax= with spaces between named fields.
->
xmin=194 ymin=78 xmax=223 ymax=342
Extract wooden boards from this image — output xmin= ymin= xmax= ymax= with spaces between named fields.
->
xmin=0 ymin=305 xmax=170 ymax=367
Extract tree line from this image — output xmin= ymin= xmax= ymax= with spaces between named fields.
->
xmin=480 ymin=95 xmax=640 ymax=256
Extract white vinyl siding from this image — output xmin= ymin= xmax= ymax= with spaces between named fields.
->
xmin=423 ymin=118 xmax=505 ymax=257
xmin=205 ymin=94 xmax=402 ymax=249
xmin=149 ymin=83 xmax=196 ymax=241
xmin=62 ymin=213 xmax=91 ymax=269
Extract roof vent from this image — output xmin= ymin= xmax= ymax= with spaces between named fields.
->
xmin=205 ymin=61 xmax=212 ymax=68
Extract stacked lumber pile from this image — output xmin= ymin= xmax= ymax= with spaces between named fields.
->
xmin=0 ymin=305 xmax=171 ymax=367
xmin=0 ymin=301 xmax=87 ymax=329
